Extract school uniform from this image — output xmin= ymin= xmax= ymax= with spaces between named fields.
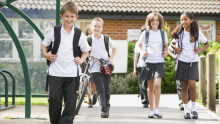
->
xmin=134 ymin=42 xmax=149 ymax=105
xmin=138 ymin=30 xmax=168 ymax=80
xmin=42 ymin=25 xmax=90 ymax=124
xmin=89 ymin=34 xmax=116 ymax=113
xmin=172 ymin=30 xmax=207 ymax=81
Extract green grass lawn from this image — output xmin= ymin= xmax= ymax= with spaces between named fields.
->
xmin=1 ymin=97 xmax=49 ymax=105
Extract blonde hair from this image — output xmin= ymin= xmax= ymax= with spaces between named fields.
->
xmin=145 ymin=12 xmax=164 ymax=30
xmin=61 ymin=1 xmax=78 ymax=16
xmin=91 ymin=17 xmax=104 ymax=26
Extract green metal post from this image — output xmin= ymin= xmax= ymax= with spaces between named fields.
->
xmin=0 ymin=70 xmax=8 ymax=107
xmin=7 ymin=4 xmax=44 ymax=40
xmin=0 ymin=12 xmax=31 ymax=118
xmin=56 ymin=0 xmax=60 ymax=25
xmin=1 ymin=70 xmax=16 ymax=105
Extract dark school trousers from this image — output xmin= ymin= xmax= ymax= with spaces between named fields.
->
xmin=92 ymin=72 xmax=111 ymax=112
xmin=176 ymin=80 xmax=190 ymax=102
xmin=137 ymin=67 xmax=149 ymax=104
xmin=48 ymin=76 xmax=78 ymax=124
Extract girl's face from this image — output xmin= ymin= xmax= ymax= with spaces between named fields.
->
xmin=86 ymin=28 xmax=92 ymax=35
xmin=150 ymin=15 xmax=159 ymax=30
xmin=180 ymin=14 xmax=193 ymax=30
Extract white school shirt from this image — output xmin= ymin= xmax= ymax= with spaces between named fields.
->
xmin=42 ymin=25 xmax=90 ymax=77
xmin=134 ymin=42 xmax=145 ymax=68
xmin=138 ymin=30 xmax=168 ymax=63
xmin=172 ymin=30 xmax=207 ymax=63
xmin=89 ymin=34 xmax=116 ymax=73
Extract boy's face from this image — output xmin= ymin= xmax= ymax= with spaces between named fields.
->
xmin=181 ymin=14 xmax=193 ymax=30
xmin=60 ymin=11 xmax=78 ymax=28
xmin=90 ymin=21 xmax=103 ymax=35
xmin=150 ymin=15 xmax=159 ymax=29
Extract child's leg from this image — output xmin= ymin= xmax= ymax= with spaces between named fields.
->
xmin=48 ymin=76 xmax=64 ymax=124
xmin=103 ymin=74 xmax=111 ymax=109
xmin=154 ymin=77 xmax=162 ymax=109
xmin=92 ymin=73 xmax=108 ymax=112
xmin=188 ymin=79 xmax=197 ymax=111
xmin=59 ymin=77 xmax=77 ymax=124
xmin=181 ymin=81 xmax=189 ymax=104
xmin=147 ymin=79 xmax=155 ymax=111
xmin=92 ymin=82 xmax=97 ymax=94
xmin=88 ymin=82 xmax=92 ymax=99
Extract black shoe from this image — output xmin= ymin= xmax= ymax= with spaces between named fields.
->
xmin=93 ymin=94 xmax=97 ymax=105
xmin=191 ymin=111 xmax=198 ymax=119
xmin=143 ymin=104 xmax=149 ymax=108
xmin=148 ymin=114 xmax=154 ymax=118
xmin=101 ymin=112 xmax=108 ymax=118
xmin=184 ymin=112 xmax=191 ymax=119
xmin=88 ymin=99 xmax=93 ymax=108
xmin=179 ymin=103 xmax=184 ymax=110
xmin=154 ymin=113 xmax=162 ymax=118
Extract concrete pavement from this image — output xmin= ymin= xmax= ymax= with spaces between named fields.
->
xmin=0 ymin=94 xmax=220 ymax=124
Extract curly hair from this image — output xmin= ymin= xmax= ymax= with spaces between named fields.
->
xmin=171 ymin=12 xmax=199 ymax=42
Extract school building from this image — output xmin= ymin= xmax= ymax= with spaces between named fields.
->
xmin=0 ymin=0 xmax=220 ymax=62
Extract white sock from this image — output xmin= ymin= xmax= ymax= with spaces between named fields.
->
xmin=183 ymin=104 xmax=189 ymax=114
xmin=191 ymin=101 xmax=197 ymax=112
xmin=154 ymin=108 xmax=159 ymax=114
xmin=150 ymin=110 xmax=154 ymax=115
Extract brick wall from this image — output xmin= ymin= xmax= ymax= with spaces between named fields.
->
xmin=102 ymin=19 xmax=177 ymax=40
xmin=216 ymin=21 xmax=220 ymax=42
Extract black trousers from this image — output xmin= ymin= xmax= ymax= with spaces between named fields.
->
xmin=176 ymin=80 xmax=190 ymax=102
xmin=92 ymin=73 xmax=111 ymax=112
xmin=138 ymin=67 xmax=149 ymax=104
xmin=48 ymin=76 xmax=77 ymax=124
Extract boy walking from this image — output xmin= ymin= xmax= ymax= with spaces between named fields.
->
xmin=41 ymin=1 xmax=90 ymax=124
xmin=88 ymin=17 xmax=117 ymax=118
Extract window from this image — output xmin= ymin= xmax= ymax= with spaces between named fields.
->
xmin=0 ymin=19 xmax=55 ymax=61
xmin=176 ymin=20 xmax=216 ymax=41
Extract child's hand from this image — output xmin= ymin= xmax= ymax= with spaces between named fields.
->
xmin=162 ymin=52 xmax=167 ymax=58
xmin=175 ymin=48 xmax=183 ymax=54
xmin=142 ymin=52 xmax=148 ymax=58
xmin=194 ymin=47 xmax=201 ymax=54
xmin=174 ymin=54 xmax=178 ymax=59
xmin=44 ymin=51 xmax=58 ymax=62
xmin=133 ymin=69 xmax=137 ymax=77
xmin=108 ymin=58 xmax=113 ymax=63
xmin=90 ymin=47 xmax=92 ymax=51
xmin=75 ymin=57 xmax=83 ymax=64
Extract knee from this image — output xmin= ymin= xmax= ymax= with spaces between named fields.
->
xmin=148 ymin=87 xmax=154 ymax=93
xmin=154 ymin=84 xmax=161 ymax=90
xmin=49 ymin=96 xmax=62 ymax=104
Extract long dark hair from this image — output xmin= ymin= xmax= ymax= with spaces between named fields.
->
xmin=171 ymin=12 xmax=199 ymax=42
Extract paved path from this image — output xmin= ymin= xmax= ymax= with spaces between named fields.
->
xmin=0 ymin=94 xmax=220 ymax=124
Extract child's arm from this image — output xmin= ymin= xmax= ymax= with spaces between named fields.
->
xmin=41 ymin=45 xmax=58 ymax=62
xmin=162 ymin=44 xmax=168 ymax=58
xmin=168 ymin=49 xmax=178 ymax=59
xmin=75 ymin=52 xmax=88 ymax=64
xmin=108 ymin=47 xmax=117 ymax=62
xmin=133 ymin=53 xmax=139 ymax=77
xmin=194 ymin=41 xmax=209 ymax=54
xmin=138 ymin=43 xmax=148 ymax=57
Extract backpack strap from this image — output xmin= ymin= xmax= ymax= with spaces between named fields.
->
xmin=52 ymin=25 xmax=62 ymax=54
xmin=104 ymin=35 xmax=110 ymax=57
xmin=144 ymin=30 xmax=150 ymax=52
xmin=86 ymin=35 xmax=92 ymax=55
xmin=160 ymin=30 xmax=165 ymax=52
xmin=73 ymin=27 xmax=82 ymax=58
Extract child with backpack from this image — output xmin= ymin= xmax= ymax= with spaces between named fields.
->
xmin=137 ymin=12 xmax=168 ymax=118
xmin=170 ymin=12 xmax=209 ymax=119
xmin=87 ymin=17 xmax=117 ymax=118
xmin=41 ymin=1 xmax=90 ymax=124
xmin=133 ymin=25 xmax=149 ymax=108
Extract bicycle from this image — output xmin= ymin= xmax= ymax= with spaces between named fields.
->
xmin=75 ymin=55 xmax=100 ymax=116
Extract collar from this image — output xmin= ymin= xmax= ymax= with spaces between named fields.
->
xmin=61 ymin=24 xmax=75 ymax=34
xmin=91 ymin=34 xmax=104 ymax=40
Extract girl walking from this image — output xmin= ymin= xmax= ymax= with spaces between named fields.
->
xmin=138 ymin=12 xmax=168 ymax=118
xmin=170 ymin=12 xmax=209 ymax=119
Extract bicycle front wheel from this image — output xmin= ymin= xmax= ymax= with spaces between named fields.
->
xmin=75 ymin=76 xmax=89 ymax=116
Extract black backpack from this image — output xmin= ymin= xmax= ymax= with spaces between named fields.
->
xmin=86 ymin=35 xmax=110 ymax=57
xmin=45 ymin=25 xmax=82 ymax=94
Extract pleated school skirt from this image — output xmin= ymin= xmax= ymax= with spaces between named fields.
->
xmin=140 ymin=63 xmax=165 ymax=80
xmin=175 ymin=61 xmax=199 ymax=81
